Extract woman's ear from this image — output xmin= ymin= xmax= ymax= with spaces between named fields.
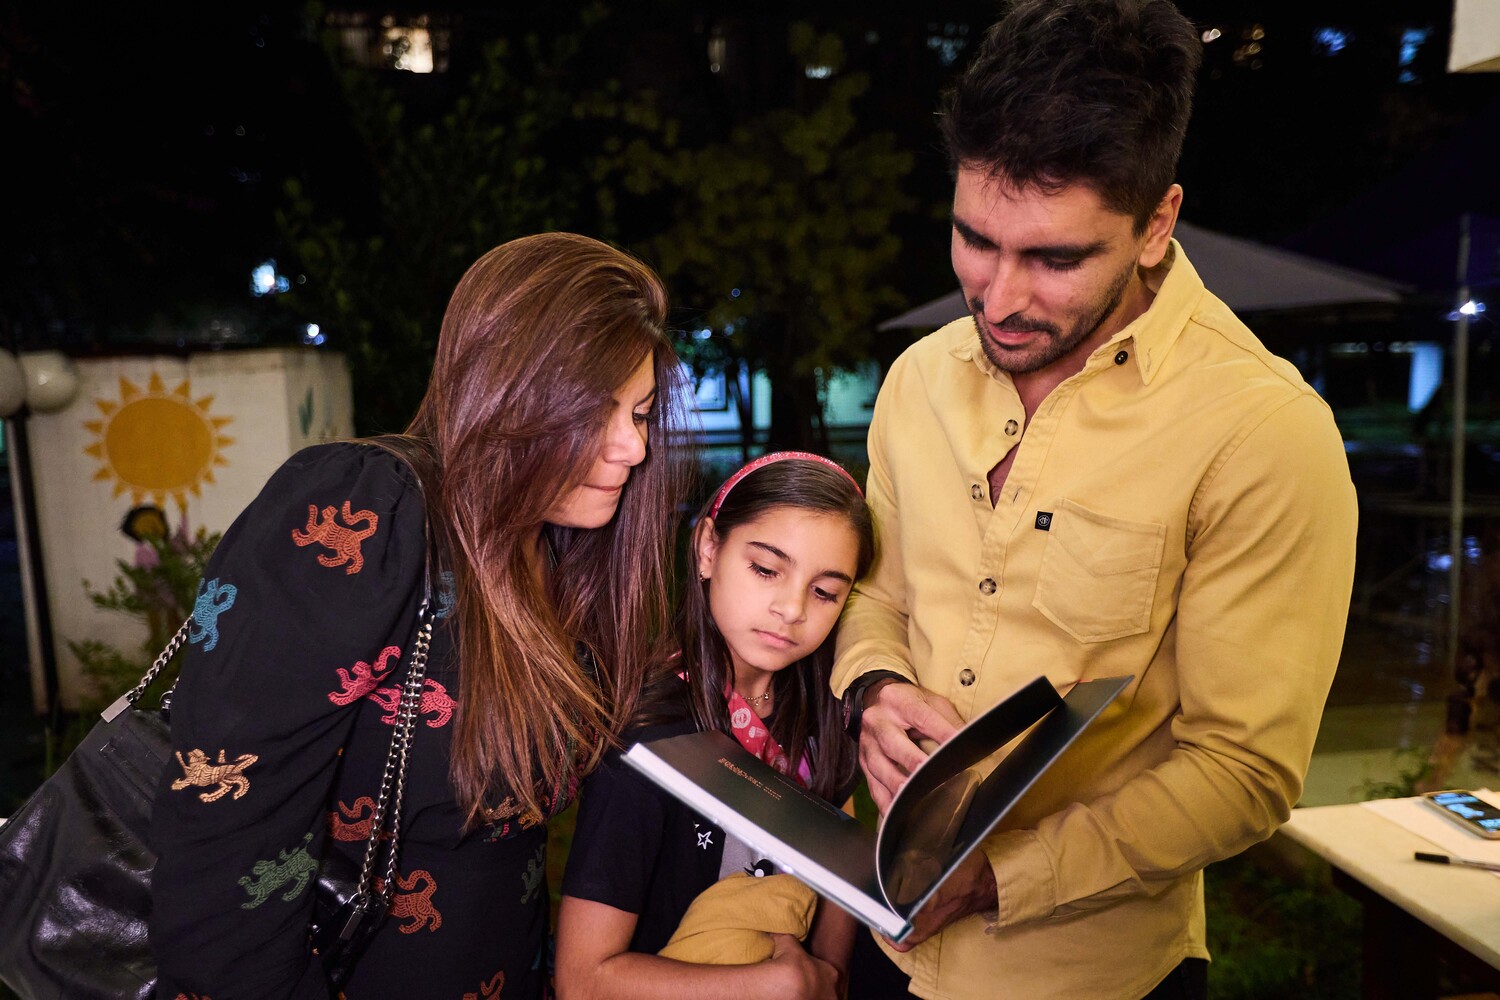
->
xmin=693 ymin=517 xmax=720 ymax=581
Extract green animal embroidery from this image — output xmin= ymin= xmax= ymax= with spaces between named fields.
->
xmin=238 ymin=833 xmax=317 ymax=908
xmin=520 ymin=844 xmax=545 ymax=905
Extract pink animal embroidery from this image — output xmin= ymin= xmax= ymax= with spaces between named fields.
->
xmin=384 ymin=869 xmax=441 ymax=933
xmin=327 ymin=646 xmax=401 ymax=706
xmin=327 ymin=797 xmax=377 ymax=842
xmin=291 ymin=501 xmax=379 ymax=575
xmin=368 ymin=678 xmax=455 ymax=728
xmin=171 ymin=749 xmax=257 ymax=802
xmin=463 ymin=971 xmax=505 ymax=999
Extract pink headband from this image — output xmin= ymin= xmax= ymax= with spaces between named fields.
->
xmin=708 ymin=451 xmax=863 ymax=520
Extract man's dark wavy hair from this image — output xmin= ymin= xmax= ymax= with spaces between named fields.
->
xmin=940 ymin=0 xmax=1201 ymax=232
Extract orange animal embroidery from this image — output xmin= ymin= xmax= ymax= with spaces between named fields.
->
xmin=481 ymin=795 xmax=544 ymax=833
xmin=369 ymin=678 xmax=455 ymax=728
xmin=327 ymin=646 xmax=401 ymax=705
xmin=384 ymin=869 xmax=441 ymax=933
xmin=327 ymin=797 xmax=378 ymax=841
xmin=291 ymin=501 xmax=379 ymax=575
xmin=171 ymin=749 xmax=257 ymax=802
xmin=463 ymin=971 xmax=505 ymax=999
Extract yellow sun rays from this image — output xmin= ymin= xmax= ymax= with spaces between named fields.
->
xmin=83 ymin=373 xmax=235 ymax=512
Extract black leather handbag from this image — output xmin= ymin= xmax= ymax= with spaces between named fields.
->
xmin=0 ymin=605 xmax=433 ymax=999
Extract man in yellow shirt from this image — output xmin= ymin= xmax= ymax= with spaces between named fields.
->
xmin=833 ymin=1 xmax=1358 ymax=998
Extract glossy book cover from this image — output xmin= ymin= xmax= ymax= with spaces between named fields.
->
xmin=623 ymin=674 xmax=1132 ymax=941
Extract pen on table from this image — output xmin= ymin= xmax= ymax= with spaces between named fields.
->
xmin=1414 ymin=851 xmax=1500 ymax=873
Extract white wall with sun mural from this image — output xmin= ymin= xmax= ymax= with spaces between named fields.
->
xmin=20 ymin=348 xmax=352 ymax=711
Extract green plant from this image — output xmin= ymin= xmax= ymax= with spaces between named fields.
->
xmin=1360 ymin=744 xmax=1435 ymax=800
xmin=1205 ymin=850 xmax=1361 ymax=1000
xmin=67 ymin=516 xmax=221 ymax=713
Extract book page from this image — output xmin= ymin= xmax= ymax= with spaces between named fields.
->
xmin=875 ymin=675 xmax=1133 ymax=920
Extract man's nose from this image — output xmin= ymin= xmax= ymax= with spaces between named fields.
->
xmin=981 ymin=258 xmax=1031 ymax=324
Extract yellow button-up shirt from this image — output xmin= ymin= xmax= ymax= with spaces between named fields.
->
xmin=834 ymin=243 xmax=1358 ymax=1000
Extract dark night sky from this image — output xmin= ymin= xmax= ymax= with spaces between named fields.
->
xmin=4 ymin=1 xmax=1499 ymax=350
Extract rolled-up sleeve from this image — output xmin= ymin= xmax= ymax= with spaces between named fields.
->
xmin=832 ymin=364 xmax=919 ymax=698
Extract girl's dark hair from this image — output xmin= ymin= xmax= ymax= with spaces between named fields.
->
xmin=673 ymin=458 xmax=874 ymax=803
xmin=376 ymin=232 xmax=693 ymax=828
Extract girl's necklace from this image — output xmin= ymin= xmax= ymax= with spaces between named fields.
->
xmin=742 ymin=688 xmax=773 ymax=708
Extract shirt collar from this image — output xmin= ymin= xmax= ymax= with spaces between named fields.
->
xmin=947 ymin=239 xmax=1206 ymax=386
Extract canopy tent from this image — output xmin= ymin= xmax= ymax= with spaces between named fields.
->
xmin=877 ymin=220 xmax=1408 ymax=331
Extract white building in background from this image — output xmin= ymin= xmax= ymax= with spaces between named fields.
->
xmin=683 ymin=361 xmax=881 ymax=458
xmin=14 ymin=348 xmax=351 ymax=711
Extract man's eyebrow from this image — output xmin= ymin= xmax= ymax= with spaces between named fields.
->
xmin=1020 ymin=239 xmax=1110 ymax=260
xmin=747 ymin=540 xmax=854 ymax=584
xmin=952 ymin=215 xmax=1109 ymax=261
xmin=951 ymin=215 xmax=997 ymax=250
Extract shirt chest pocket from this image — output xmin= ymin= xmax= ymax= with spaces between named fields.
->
xmin=1032 ymin=498 xmax=1165 ymax=643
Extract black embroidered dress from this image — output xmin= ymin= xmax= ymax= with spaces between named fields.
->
xmin=152 ymin=443 xmax=570 ymax=1000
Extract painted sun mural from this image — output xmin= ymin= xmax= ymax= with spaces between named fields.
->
xmin=84 ymin=373 xmax=235 ymax=511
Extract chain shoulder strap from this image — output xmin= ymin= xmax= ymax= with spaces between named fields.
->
xmin=114 ymin=535 xmax=436 ymax=945
xmin=338 ymin=607 xmax=434 ymax=942
xmin=101 ymin=615 xmax=195 ymax=723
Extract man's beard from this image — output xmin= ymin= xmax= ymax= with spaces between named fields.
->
xmin=973 ymin=261 xmax=1136 ymax=374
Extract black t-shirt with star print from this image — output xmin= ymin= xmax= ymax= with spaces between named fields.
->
xmin=562 ymin=709 xmax=734 ymax=954
xmin=563 ymin=689 xmax=861 ymax=955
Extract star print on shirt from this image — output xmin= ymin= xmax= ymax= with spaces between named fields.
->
xmin=697 ymin=829 xmax=714 ymax=849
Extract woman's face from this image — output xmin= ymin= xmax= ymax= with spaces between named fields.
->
xmin=543 ymin=353 xmax=656 ymax=531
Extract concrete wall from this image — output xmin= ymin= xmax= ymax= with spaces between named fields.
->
xmin=17 ymin=348 xmax=352 ymax=711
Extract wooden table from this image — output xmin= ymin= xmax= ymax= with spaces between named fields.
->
xmin=1281 ymin=800 xmax=1500 ymax=999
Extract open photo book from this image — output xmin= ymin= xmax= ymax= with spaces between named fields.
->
xmin=622 ymin=673 xmax=1132 ymax=942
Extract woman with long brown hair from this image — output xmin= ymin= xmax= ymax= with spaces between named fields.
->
xmin=150 ymin=232 xmax=690 ymax=999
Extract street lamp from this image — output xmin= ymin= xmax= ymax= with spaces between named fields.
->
xmin=2 ymin=349 xmax=82 ymax=718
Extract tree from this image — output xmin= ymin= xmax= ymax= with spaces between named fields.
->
xmin=275 ymin=6 xmax=657 ymax=433
xmin=611 ymin=23 xmax=915 ymax=454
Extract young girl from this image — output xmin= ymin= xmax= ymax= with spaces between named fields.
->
xmin=557 ymin=452 xmax=875 ymax=1000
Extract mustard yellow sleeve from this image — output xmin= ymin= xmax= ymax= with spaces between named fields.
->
xmin=832 ymin=365 xmax=918 ymax=698
xmin=983 ymin=393 xmax=1357 ymax=925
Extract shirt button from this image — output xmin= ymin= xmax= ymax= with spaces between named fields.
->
xmin=959 ymin=669 xmax=976 ymax=686
xmin=970 ymin=484 xmax=983 ymax=500
xmin=979 ymin=578 xmax=997 ymax=595
xmin=1004 ymin=419 xmax=1019 ymax=436
xmin=1114 ymin=350 xmax=1129 ymax=365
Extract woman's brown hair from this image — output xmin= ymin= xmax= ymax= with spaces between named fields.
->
xmin=381 ymin=232 xmax=691 ymax=827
